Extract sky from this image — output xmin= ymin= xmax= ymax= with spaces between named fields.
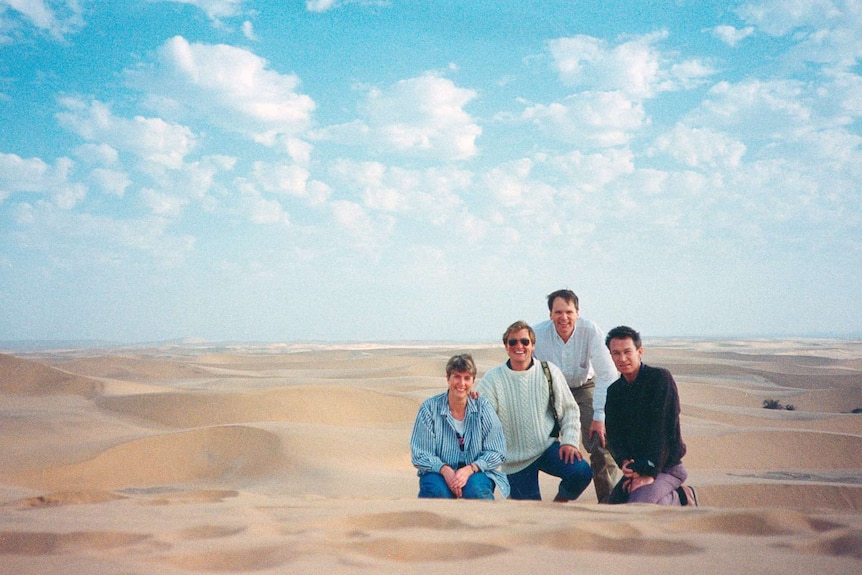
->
xmin=0 ymin=0 xmax=860 ymax=344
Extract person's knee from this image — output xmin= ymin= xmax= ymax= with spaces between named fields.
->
xmin=559 ymin=460 xmax=593 ymax=499
xmin=418 ymin=474 xmax=453 ymax=499
xmin=507 ymin=469 xmax=542 ymax=500
xmin=462 ymin=475 xmax=495 ymax=500
xmin=627 ymin=488 xmax=662 ymax=505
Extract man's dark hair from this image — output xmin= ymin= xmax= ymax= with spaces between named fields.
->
xmin=546 ymin=289 xmax=579 ymax=311
xmin=605 ymin=325 xmax=642 ymax=349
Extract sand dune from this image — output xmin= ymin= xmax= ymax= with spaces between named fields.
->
xmin=0 ymin=340 xmax=860 ymax=574
xmin=13 ymin=425 xmax=285 ymax=491
xmin=0 ymin=354 xmax=102 ymax=397
xmin=95 ymin=386 xmax=418 ymax=428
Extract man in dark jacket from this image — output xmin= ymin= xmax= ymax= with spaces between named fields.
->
xmin=604 ymin=325 xmax=697 ymax=506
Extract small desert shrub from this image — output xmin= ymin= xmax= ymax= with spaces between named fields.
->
xmin=763 ymin=399 xmax=795 ymax=411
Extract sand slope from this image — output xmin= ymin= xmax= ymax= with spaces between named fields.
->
xmin=0 ymin=340 xmax=860 ymax=574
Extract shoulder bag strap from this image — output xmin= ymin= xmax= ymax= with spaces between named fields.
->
xmin=541 ymin=361 xmax=561 ymax=435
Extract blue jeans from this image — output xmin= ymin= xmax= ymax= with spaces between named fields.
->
xmin=507 ymin=441 xmax=593 ymax=501
xmin=418 ymin=471 xmax=496 ymax=499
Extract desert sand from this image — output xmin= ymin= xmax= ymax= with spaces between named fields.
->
xmin=0 ymin=338 xmax=860 ymax=574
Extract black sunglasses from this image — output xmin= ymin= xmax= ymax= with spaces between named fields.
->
xmin=507 ymin=338 xmax=532 ymax=347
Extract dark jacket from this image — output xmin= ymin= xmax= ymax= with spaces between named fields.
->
xmin=605 ymin=363 xmax=686 ymax=476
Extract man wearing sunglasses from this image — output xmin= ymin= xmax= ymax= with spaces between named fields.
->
xmin=476 ymin=320 xmax=593 ymax=502
xmin=532 ymin=289 xmax=621 ymax=503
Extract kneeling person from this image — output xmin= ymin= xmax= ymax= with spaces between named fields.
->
xmin=477 ymin=321 xmax=593 ymax=502
xmin=410 ymin=354 xmax=510 ymax=499
xmin=605 ymin=326 xmax=697 ymax=506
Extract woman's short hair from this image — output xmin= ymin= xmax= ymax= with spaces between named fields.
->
xmin=446 ymin=353 xmax=477 ymax=377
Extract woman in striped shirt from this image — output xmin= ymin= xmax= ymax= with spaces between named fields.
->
xmin=410 ymin=354 xmax=510 ymax=499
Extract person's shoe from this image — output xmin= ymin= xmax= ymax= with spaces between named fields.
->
xmin=553 ymin=494 xmax=570 ymax=503
xmin=677 ymin=485 xmax=698 ymax=507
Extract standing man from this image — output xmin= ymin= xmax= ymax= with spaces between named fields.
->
xmin=604 ymin=325 xmax=696 ymax=506
xmin=476 ymin=321 xmax=593 ymax=502
xmin=533 ymin=289 xmax=621 ymax=503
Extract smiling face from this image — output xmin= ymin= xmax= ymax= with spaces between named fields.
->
xmin=505 ymin=328 xmax=534 ymax=371
xmin=447 ymin=370 xmax=474 ymax=400
xmin=608 ymin=336 xmax=643 ymax=382
xmin=550 ymin=297 xmax=579 ymax=342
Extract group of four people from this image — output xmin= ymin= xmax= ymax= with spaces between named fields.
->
xmin=409 ymin=289 xmax=697 ymax=506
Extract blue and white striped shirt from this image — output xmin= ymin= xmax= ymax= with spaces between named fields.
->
xmin=410 ymin=392 xmax=510 ymax=498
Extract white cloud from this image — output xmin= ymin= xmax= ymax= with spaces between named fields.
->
xmin=522 ymin=91 xmax=647 ymax=147
xmin=0 ymin=152 xmax=86 ymax=208
xmin=126 ymin=36 xmax=316 ymax=142
xmin=140 ymin=187 xmax=187 ymax=216
xmin=73 ymin=143 xmax=119 ymax=166
xmin=89 ymin=168 xmax=131 ymax=197
xmin=483 ymin=158 xmax=534 ymax=208
xmin=238 ymin=185 xmax=290 ymax=225
xmin=315 ymin=73 xmax=480 ymax=160
xmin=548 ymin=32 xmax=713 ymax=98
xmin=828 ymin=69 xmax=862 ymax=116
xmin=326 ymin=159 xmax=472 ymax=225
xmin=687 ymin=79 xmax=813 ymax=140
xmin=252 ymin=160 xmax=330 ymax=205
xmin=737 ymin=0 xmax=846 ymax=36
xmin=11 ymin=203 xmax=197 ymax=268
xmin=652 ymin=124 xmax=747 ymax=168
xmin=711 ymin=24 xmax=755 ymax=47
xmin=0 ymin=152 xmax=68 ymax=193
xmin=282 ymin=137 xmax=313 ymax=167
xmin=737 ymin=0 xmax=862 ymax=67
xmin=150 ymin=0 xmax=245 ymax=20
xmin=241 ymin=20 xmax=255 ymax=40
xmin=158 ymin=156 xmax=234 ymax=201
xmin=480 ymin=159 xmax=559 ymax=235
xmin=545 ymin=148 xmax=636 ymax=192
xmin=56 ymin=98 xmax=197 ymax=168
xmin=253 ymin=162 xmax=309 ymax=198
xmin=305 ymin=0 xmax=338 ymax=12
xmin=0 ymin=0 xmax=84 ymax=40
xmin=329 ymin=199 xmax=394 ymax=250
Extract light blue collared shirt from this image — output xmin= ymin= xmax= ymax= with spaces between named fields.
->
xmin=410 ymin=391 xmax=510 ymax=498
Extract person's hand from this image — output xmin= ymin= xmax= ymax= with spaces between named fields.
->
xmin=588 ymin=420 xmax=606 ymax=448
xmin=621 ymin=459 xmax=636 ymax=478
xmin=451 ymin=466 xmax=474 ymax=492
xmin=559 ymin=444 xmax=583 ymax=464
xmin=440 ymin=465 xmax=462 ymax=498
xmin=627 ymin=475 xmax=654 ymax=493
xmin=468 ymin=391 xmax=480 ymax=400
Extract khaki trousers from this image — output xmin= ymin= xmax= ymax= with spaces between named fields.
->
xmin=570 ymin=379 xmax=622 ymax=503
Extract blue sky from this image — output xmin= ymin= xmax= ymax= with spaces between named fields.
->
xmin=1 ymin=0 xmax=860 ymax=343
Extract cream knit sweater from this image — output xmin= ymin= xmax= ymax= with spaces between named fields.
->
xmin=477 ymin=359 xmax=581 ymax=474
